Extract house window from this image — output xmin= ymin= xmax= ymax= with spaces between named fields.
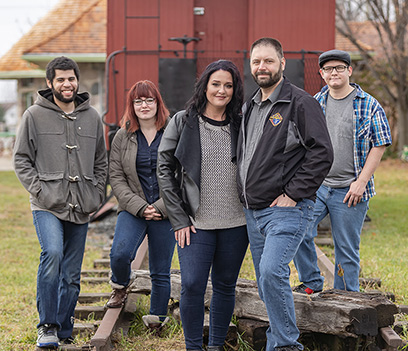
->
xmin=22 ymin=92 xmax=34 ymax=109
xmin=91 ymin=82 xmax=100 ymax=95
xmin=21 ymin=78 xmax=34 ymax=87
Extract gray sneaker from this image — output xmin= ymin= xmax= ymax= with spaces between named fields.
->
xmin=36 ymin=324 xmax=59 ymax=348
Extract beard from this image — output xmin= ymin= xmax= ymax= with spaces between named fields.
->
xmin=51 ymin=84 xmax=78 ymax=103
xmin=252 ymin=65 xmax=283 ymax=88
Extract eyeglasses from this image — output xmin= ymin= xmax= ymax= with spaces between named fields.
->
xmin=321 ymin=65 xmax=348 ymax=73
xmin=133 ymin=98 xmax=155 ymax=106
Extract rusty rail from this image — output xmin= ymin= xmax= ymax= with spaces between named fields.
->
xmin=89 ymin=237 xmax=148 ymax=351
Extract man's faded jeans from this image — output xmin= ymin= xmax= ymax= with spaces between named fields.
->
xmin=244 ymin=199 xmax=314 ymax=351
xmin=294 ymin=185 xmax=369 ymax=291
xmin=33 ymin=210 xmax=88 ymax=339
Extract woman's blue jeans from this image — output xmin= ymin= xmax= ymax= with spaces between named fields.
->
xmin=244 ymin=199 xmax=315 ymax=351
xmin=32 ymin=210 xmax=88 ymax=339
xmin=109 ymin=210 xmax=175 ymax=318
xmin=177 ymin=225 xmax=248 ymax=349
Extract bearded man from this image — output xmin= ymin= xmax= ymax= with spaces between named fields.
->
xmin=236 ymin=38 xmax=333 ymax=351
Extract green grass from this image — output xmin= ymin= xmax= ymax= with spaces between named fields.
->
xmin=359 ymin=160 xmax=408 ymax=305
xmin=0 ymin=159 xmax=407 ymax=350
xmin=0 ymin=172 xmax=39 ymax=350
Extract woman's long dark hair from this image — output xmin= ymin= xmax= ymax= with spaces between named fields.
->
xmin=185 ymin=60 xmax=244 ymax=130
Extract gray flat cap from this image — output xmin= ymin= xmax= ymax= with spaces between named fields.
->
xmin=319 ymin=50 xmax=351 ymax=67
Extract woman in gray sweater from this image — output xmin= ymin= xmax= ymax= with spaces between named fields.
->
xmin=157 ymin=60 xmax=248 ymax=351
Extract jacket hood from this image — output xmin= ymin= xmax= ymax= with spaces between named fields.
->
xmin=36 ymin=88 xmax=91 ymax=113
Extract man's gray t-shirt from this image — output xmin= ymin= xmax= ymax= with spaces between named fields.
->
xmin=239 ymin=81 xmax=283 ymax=186
xmin=323 ymin=88 xmax=356 ymax=188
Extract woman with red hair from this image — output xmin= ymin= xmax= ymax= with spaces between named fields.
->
xmin=106 ymin=80 xmax=175 ymax=333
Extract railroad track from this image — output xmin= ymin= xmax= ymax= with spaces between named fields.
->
xmin=53 ymin=211 xmax=406 ymax=351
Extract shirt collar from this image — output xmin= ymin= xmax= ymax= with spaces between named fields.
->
xmin=252 ymin=79 xmax=284 ymax=106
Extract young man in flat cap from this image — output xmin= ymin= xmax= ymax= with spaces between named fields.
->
xmin=293 ymin=49 xmax=392 ymax=293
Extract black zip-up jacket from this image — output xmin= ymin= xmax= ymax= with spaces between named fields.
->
xmin=158 ymin=109 xmax=240 ymax=231
xmin=237 ymin=77 xmax=334 ymax=209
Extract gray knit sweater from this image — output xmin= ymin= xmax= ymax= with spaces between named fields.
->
xmin=191 ymin=117 xmax=246 ymax=230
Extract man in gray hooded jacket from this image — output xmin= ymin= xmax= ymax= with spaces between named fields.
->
xmin=13 ymin=56 xmax=107 ymax=348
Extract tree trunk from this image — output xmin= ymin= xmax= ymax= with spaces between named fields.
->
xmin=397 ymin=95 xmax=408 ymax=152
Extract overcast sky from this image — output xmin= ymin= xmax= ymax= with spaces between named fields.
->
xmin=0 ymin=0 xmax=60 ymax=102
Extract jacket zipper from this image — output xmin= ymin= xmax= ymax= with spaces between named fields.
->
xmin=241 ymin=97 xmax=290 ymax=209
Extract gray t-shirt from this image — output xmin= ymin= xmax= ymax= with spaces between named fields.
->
xmin=323 ymin=88 xmax=356 ymax=188
xmin=239 ymin=81 xmax=283 ymax=186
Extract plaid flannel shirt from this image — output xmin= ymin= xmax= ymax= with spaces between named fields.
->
xmin=314 ymin=83 xmax=392 ymax=201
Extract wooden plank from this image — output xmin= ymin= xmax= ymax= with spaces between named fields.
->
xmin=315 ymin=243 xmax=334 ymax=288
xmin=399 ymin=305 xmax=408 ymax=314
xmin=78 ymin=293 xmax=110 ymax=304
xmin=72 ymin=321 xmax=97 ymax=337
xmin=81 ymin=276 xmax=109 ymax=284
xmin=315 ymin=290 xmax=398 ymax=329
xmin=93 ymin=258 xmax=110 ymax=269
xmin=75 ymin=306 xmax=105 ymax=320
xmin=380 ymin=326 xmax=405 ymax=348
xmin=131 ymin=237 xmax=148 ymax=271
xmin=90 ymin=307 xmax=122 ymax=351
xmin=81 ymin=269 xmax=109 ymax=277
xmin=101 ymin=247 xmax=111 ymax=259
xmin=130 ymin=270 xmax=398 ymax=338
xmin=314 ymin=237 xmax=334 ymax=246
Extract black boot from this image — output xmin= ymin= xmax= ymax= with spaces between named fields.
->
xmin=207 ymin=346 xmax=223 ymax=351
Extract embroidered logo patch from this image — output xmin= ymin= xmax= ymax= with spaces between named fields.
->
xmin=269 ymin=113 xmax=283 ymax=126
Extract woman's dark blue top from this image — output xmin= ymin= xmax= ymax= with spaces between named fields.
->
xmin=136 ymin=129 xmax=163 ymax=204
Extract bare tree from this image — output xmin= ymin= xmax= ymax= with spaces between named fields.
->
xmin=336 ymin=0 xmax=408 ymax=153
xmin=339 ymin=0 xmax=369 ymax=20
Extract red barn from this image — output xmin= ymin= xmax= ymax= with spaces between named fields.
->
xmin=105 ymin=0 xmax=335 ymax=129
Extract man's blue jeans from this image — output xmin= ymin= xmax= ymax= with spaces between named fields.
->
xmin=177 ymin=226 xmax=248 ymax=350
xmin=32 ymin=210 xmax=88 ymax=339
xmin=109 ymin=210 xmax=175 ymax=318
xmin=294 ymin=185 xmax=369 ymax=292
xmin=244 ymin=199 xmax=315 ymax=351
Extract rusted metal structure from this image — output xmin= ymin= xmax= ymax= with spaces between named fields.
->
xmin=105 ymin=0 xmax=335 ymax=130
